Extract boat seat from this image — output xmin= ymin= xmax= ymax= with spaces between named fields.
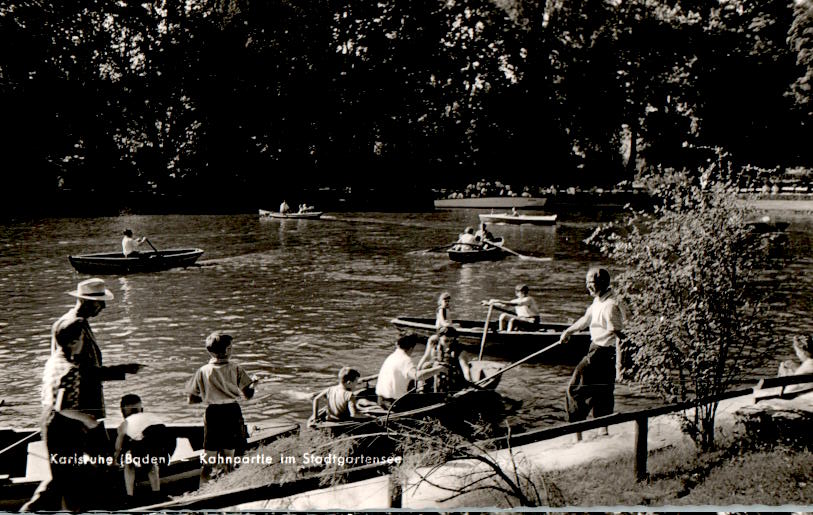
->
xmin=21 ymin=441 xmax=50 ymax=482
xmin=169 ymin=437 xmax=200 ymax=461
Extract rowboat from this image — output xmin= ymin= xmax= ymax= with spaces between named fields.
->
xmin=434 ymin=197 xmax=547 ymax=209
xmin=746 ymin=216 xmax=789 ymax=233
xmin=68 ymin=249 xmax=204 ymax=275
xmin=390 ymin=317 xmax=590 ymax=363
xmin=0 ymin=421 xmax=298 ymax=511
xmin=479 ymin=213 xmax=557 ymax=225
xmin=447 ymin=239 xmax=505 ymax=263
xmin=259 ymin=209 xmax=323 ymax=219
xmin=308 ymin=360 xmax=506 ymax=437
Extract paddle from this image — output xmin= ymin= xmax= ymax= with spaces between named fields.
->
xmin=144 ymin=238 xmax=162 ymax=256
xmin=420 ymin=241 xmax=464 ymax=254
xmin=478 ymin=304 xmax=494 ymax=361
xmin=484 ymin=238 xmax=551 ymax=262
xmin=474 ymin=338 xmax=564 ymax=388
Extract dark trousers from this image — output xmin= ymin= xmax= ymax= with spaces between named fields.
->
xmin=565 ymin=344 xmax=616 ymax=423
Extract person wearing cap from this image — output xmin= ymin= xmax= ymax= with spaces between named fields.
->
xmin=121 ymin=229 xmax=147 ymax=257
xmin=484 ymin=284 xmax=541 ymax=332
xmin=186 ymin=331 xmax=257 ymax=485
xmin=559 ymin=267 xmax=627 ymax=440
xmin=307 ymin=366 xmax=371 ymax=426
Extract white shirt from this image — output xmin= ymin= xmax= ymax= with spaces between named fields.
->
xmin=514 ymin=295 xmax=540 ymax=319
xmin=582 ymin=290 xmax=625 ymax=347
xmin=459 ymin=233 xmax=477 ymax=244
xmin=122 ymin=235 xmax=142 ymax=257
xmin=375 ymin=348 xmax=417 ymax=399
xmin=120 ymin=412 xmax=164 ymax=440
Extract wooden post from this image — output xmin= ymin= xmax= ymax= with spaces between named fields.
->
xmin=389 ymin=474 xmax=402 ymax=508
xmin=634 ymin=416 xmax=648 ymax=482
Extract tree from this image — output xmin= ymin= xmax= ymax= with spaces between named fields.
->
xmin=586 ymin=156 xmax=781 ymax=449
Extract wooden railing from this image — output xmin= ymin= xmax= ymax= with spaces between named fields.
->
xmin=133 ymin=373 xmax=813 ymax=509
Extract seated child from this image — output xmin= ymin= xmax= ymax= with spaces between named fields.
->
xmin=778 ymin=334 xmax=813 ymax=393
xmin=186 ymin=332 xmax=257 ymax=485
xmin=114 ymin=394 xmax=174 ymax=498
xmin=308 ymin=367 xmax=371 ymax=425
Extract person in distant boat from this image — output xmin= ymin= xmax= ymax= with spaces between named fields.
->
xmin=280 ymin=200 xmax=290 ymax=214
xmin=484 ymin=284 xmax=540 ymax=332
xmin=122 ymin=229 xmax=147 ymax=257
xmin=559 ymin=267 xmax=627 ymax=441
xmin=308 ymin=366 xmax=371 ymax=426
xmin=186 ymin=332 xmax=257 ymax=485
xmin=417 ymin=326 xmax=471 ymax=393
xmin=375 ymin=334 xmax=444 ymax=410
xmin=474 ymin=223 xmax=495 ymax=247
xmin=452 ymin=226 xmax=477 ymax=251
xmin=114 ymin=394 xmax=174 ymax=499
xmin=511 ymin=207 xmax=519 ymax=216
xmin=435 ymin=292 xmax=455 ymax=329
xmin=778 ymin=334 xmax=813 ymax=394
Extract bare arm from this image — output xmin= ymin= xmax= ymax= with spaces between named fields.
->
xmin=560 ymin=307 xmax=592 ymax=343
xmin=308 ymin=388 xmax=328 ymax=423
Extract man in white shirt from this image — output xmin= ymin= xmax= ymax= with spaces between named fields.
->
xmin=559 ymin=267 xmax=626 ymax=439
xmin=122 ymin=229 xmax=146 ymax=257
xmin=376 ymin=334 xmax=443 ymax=410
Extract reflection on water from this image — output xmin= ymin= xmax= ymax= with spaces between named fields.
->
xmin=0 ymin=211 xmax=811 ymax=432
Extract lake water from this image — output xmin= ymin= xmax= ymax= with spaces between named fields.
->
xmin=1 ymin=209 xmax=811 ymax=431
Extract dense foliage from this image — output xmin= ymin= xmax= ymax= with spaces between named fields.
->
xmin=1 ymin=0 xmax=811 ymax=213
xmin=587 ymin=157 xmax=782 ymax=448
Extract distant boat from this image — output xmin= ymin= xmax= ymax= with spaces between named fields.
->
xmin=68 ymin=249 xmax=204 ymax=275
xmin=259 ymin=209 xmax=323 ymax=219
xmin=447 ymin=238 xmax=505 ymax=263
xmin=479 ymin=212 xmax=557 ymax=225
xmin=434 ymin=197 xmax=547 ymax=209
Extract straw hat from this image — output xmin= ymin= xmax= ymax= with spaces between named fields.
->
xmin=67 ymin=278 xmax=114 ymax=301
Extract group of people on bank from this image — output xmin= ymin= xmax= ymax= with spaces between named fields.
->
xmin=24 ymin=278 xmax=258 ymax=512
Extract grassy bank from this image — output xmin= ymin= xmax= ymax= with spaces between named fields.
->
xmin=445 ymin=437 xmax=812 ymax=508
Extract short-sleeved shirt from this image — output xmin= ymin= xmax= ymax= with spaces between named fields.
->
xmin=122 ymin=236 xmax=140 ymax=257
xmin=326 ymin=385 xmax=354 ymax=420
xmin=375 ymin=348 xmax=416 ymax=400
xmin=186 ymin=358 xmax=253 ymax=404
xmin=583 ymin=290 xmax=626 ymax=348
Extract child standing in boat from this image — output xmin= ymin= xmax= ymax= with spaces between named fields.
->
xmin=186 ymin=332 xmax=257 ymax=485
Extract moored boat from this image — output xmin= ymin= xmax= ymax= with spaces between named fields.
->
xmin=259 ymin=209 xmax=324 ymax=219
xmin=0 ymin=421 xmax=298 ymax=511
xmin=434 ymin=197 xmax=547 ymax=209
xmin=68 ymin=248 xmax=204 ymax=275
xmin=746 ymin=216 xmax=789 ymax=233
xmin=390 ymin=316 xmax=590 ymax=363
xmin=479 ymin=213 xmax=557 ymax=226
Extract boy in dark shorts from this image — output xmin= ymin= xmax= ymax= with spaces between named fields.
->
xmin=186 ymin=332 xmax=257 ymax=485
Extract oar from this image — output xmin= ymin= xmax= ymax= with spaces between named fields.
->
xmin=144 ymin=238 xmax=162 ymax=256
xmin=420 ymin=241 xmax=461 ymax=254
xmin=484 ymin=238 xmax=551 ymax=262
xmin=474 ymin=338 xmax=564 ymax=387
xmin=477 ymin=304 xmax=494 ymax=361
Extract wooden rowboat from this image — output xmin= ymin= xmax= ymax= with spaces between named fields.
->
xmin=0 ymin=421 xmax=298 ymax=511
xmin=390 ymin=316 xmax=590 ymax=363
xmin=68 ymin=249 xmax=204 ymax=275
xmin=447 ymin=239 xmax=505 ymax=263
xmin=259 ymin=209 xmax=323 ymax=219
xmin=308 ymin=360 xmax=506 ymax=437
xmin=478 ymin=213 xmax=557 ymax=225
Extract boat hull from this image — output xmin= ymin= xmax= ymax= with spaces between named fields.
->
xmin=447 ymin=246 xmax=505 ymax=263
xmin=390 ymin=317 xmax=590 ymax=363
xmin=68 ymin=249 xmax=204 ymax=275
xmin=259 ymin=209 xmax=323 ymax=219
xmin=0 ymin=422 xmax=297 ymax=511
xmin=434 ymin=197 xmax=547 ymax=209
xmin=479 ymin=213 xmax=557 ymax=225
